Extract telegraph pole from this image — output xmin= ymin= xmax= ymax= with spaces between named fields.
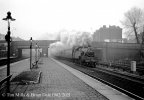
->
xmin=30 ymin=37 xmax=32 ymax=69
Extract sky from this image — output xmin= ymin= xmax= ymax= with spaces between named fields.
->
xmin=0 ymin=0 xmax=143 ymax=40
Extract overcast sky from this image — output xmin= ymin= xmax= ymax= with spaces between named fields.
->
xmin=0 ymin=0 xmax=144 ymax=40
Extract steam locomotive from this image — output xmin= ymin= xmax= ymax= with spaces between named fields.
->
xmin=58 ymin=45 xmax=101 ymax=67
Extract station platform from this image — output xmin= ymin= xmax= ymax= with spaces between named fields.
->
xmin=6 ymin=57 xmax=133 ymax=100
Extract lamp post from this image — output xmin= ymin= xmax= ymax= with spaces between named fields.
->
xmin=3 ymin=11 xmax=15 ymax=93
xmin=35 ymin=43 xmax=38 ymax=62
xmin=37 ymin=46 xmax=40 ymax=61
xmin=30 ymin=37 xmax=32 ymax=69
xmin=47 ymin=46 xmax=49 ymax=57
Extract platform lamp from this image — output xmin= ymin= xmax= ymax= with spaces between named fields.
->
xmin=35 ymin=43 xmax=38 ymax=62
xmin=30 ymin=37 xmax=32 ymax=69
xmin=47 ymin=46 xmax=49 ymax=57
xmin=3 ymin=11 xmax=15 ymax=93
xmin=37 ymin=45 xmax=41 ymax=61
xmin=38 ymin=46 xmax=40 ymax=60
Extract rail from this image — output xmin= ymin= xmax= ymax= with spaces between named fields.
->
xmin=89 ymin=73 xmax=144 ymax=100
xmin=56 ymin=58 xmax=144 ymax=100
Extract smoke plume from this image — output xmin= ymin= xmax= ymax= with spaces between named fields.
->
xmin=49 ymin=30 xmax=93 ymax=56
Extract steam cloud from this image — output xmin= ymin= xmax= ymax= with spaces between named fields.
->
xmin=49 ymin=30 xmax=93 ymax=56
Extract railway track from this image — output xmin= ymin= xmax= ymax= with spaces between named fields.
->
xmin=98 ymin=61 xmax=144 ymax=75
xmin=0 ymin=57 xmax=28 ymax=67
xmin=56 ymin=57 xmax=144 ymax=100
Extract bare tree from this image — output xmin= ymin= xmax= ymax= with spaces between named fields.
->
xmin=121 ymin=7 xmax=144 ymax=44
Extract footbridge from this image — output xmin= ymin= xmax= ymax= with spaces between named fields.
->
xmin=11 ymin=40 xmax=58 ymax=57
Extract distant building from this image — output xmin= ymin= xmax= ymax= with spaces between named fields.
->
xmin=93 ymin=25 xmax=122 ymax=42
